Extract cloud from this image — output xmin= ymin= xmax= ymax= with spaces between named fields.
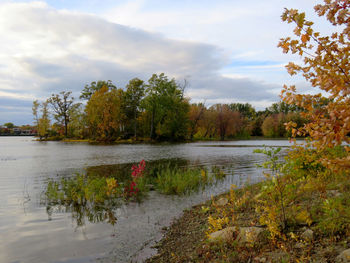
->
xmin=0 ymin=1 xmax=279 ymax=124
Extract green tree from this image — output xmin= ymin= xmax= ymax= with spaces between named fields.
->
xmin=48 ymin=91 xmax=79 ymax=137
xmin=123 ymin=78 xmax=145 ymax=138
xmin=68 ymin=104 xmax=86 ymax=138
xmin=143 ymin=73 xmax=189 ymax=141
xmin=80 ymin=80 xmax=116 ymax=100
xmin=229 ymin=103 xmax=256 ymax=119
xmin=4 ymin=122 xmax=14 ymax=129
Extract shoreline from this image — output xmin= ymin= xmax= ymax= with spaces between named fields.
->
xmin=146 ymin=178 xmax=349 ymax=263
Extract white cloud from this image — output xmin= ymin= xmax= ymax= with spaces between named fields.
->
xmin=0 ymin=1 xmax=307 ymax=124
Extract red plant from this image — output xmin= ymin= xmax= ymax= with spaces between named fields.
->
xmin=131 ymin=159 xmax=145 ymax=178
xmin=125 ymin=160 xmax=146 ymax=198
xmin=124 ymin=181 xmax=139 ymax=197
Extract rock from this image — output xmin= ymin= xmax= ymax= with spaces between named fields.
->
xmin=301 ymin=229 xmax=314 ymax=241
xmin=327 ymin=190 xmax=342 ymax=197
xmin=237 ymin=227 xmax=264 ymax=243
xmin=209 ymin=226 xmax=264 ymax=244
xmin=215 ymin=197 xmax=228 ymax=206
xmin=208 ymin=226 xmax=236 ymax=243
xmin=336 ymin=249 xmax=350 ymax=262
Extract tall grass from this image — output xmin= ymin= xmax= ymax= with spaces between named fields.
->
xmin=156 ymin=166 xmax=210 ymax=195
xmin=154 ymin=165 xmax=227 ymax=195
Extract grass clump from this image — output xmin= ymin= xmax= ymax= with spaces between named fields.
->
xmin=156 ymin=167 xmax=209 ymax=195
xmin=155 ymin=165 xmax=227 ymax=195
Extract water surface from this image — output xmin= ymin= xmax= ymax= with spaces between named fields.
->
xmin=0 ymin=137 xmax=292 ymax=263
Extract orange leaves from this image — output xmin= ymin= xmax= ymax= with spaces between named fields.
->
xmin=301 ymin=34 xmax=310 ymax=43
xmin=280 ymin=0 xmax=350 ymax=172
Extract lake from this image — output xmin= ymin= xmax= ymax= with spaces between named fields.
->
xmin=0 ymin=137 xmax=293 ymax=263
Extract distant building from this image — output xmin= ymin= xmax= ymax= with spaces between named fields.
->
xmin=13 ymin=128 xmax=21 ymax=135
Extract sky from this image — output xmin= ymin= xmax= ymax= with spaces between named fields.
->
xmin=0 ymin=0 xmax=329 ymax=125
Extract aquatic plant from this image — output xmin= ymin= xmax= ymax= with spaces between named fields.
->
xmin=155 ymin=165 xmax=226 ymax=195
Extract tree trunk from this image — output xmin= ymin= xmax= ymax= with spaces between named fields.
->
xmin=64 ymin=116 xmax=68 ymax=137
xmin=134 ymin=110 xmax=137 ymax=138
xmin=150 ymin=107 xmax=155 ymax=139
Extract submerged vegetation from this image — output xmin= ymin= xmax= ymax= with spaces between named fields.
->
xmin=43 ymin=159 xmax=228 ymax=226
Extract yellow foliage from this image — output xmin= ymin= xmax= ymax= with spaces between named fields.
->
xmin=106 ymin=178 xmax=118 ymax=196
xmin=207 ymin=216 xmax=229 ymax=235
xmin=296 ymin=210 xmax=313 ymax=226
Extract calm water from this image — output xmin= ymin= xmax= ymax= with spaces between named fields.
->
xmin=0 ymin=137 xmax=293 ymax=263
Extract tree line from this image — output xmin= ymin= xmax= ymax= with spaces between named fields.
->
xmin=32 ymin=73 xmax=307 ymax=141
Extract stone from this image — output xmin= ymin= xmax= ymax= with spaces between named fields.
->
xmin=237 ymin=227 xmax=264 ymax=243
xmin=301 ymin=229 xmax=314 ymax=241
xmin=327 ymin=190 xmax=342 ymax=197
xmin=208 ymin=226 xmax=236 ymax=243
xmin=216 ymin=197 xmax=228 ymax=206
xmin=336 ymin=249 xmax=350 ymax=262
xmin=208 ymin=226 xmax=264 ymax=244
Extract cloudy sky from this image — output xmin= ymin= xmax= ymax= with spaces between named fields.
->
xmin=0 ymin=0 xmax=327 ymax=125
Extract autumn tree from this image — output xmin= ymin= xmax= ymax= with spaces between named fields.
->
xmin=32 ymin=100 xmax=50 ymax=139
xmin=85 ymin=85 xmax=125 ymax=141
xmin=32 ymin=100 xmax=40 ymax=131
xmin=38 ymin=101 xmax=50 ymax=139
xmin=279 ymin=0 xmax=350 ymax=169
xmin=48 ymin=91 xmax=80 ymax=137
xmin=197 ymin=107 xmax=218 ymax=139
xmin=188 ymin=103 xmax=205 ymax=140
xmin=213 ymin=104 xmax=240 ymax=140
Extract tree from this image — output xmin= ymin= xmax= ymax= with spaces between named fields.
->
xmin=188 ymin=103 xmax=205 ymax=140
xmin=212 ymin=104 xmax=240 ymax=141
xmin=38 ymin=101 xmax=50 ymax=139
xmin=266 ymin=101 xmax=302 ymax=115
xmin=123 ymin=78 xmax=145 ymax=138
xmin=32 ymin=100 xmax=51 ymax=139
xmin=4 ymin=122 xmax=14 ymax=129
xmin=229 ymin=103 xmax=256 ymax=119
xmin=80 ymin=80 xmax=116 ymax=100
xmin=143 ymin=73 xmax=189 ymax=140
xmin=48 ymin=91 xmax=79 ymax=137
xmin=85 ymin=85 xmax=125 ymax=141
xmin=68 ymin=104 xmax=86 ymax=138
xmin=32 ymin=100 xmax=40 ymax=130
xmin=198 ymin=107 xmax=218 ymax=139
xmin=279 ymin=0 xmax=350 ymax=169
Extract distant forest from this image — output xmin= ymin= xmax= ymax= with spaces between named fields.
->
xmin=28 ymin=73 xmax=307 ymax=142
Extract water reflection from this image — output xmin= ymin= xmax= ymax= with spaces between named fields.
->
xmin=46 ymin=203 xmax=118 ymax=226
xmin=43 ymin=158 xmax=229 ymax=227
